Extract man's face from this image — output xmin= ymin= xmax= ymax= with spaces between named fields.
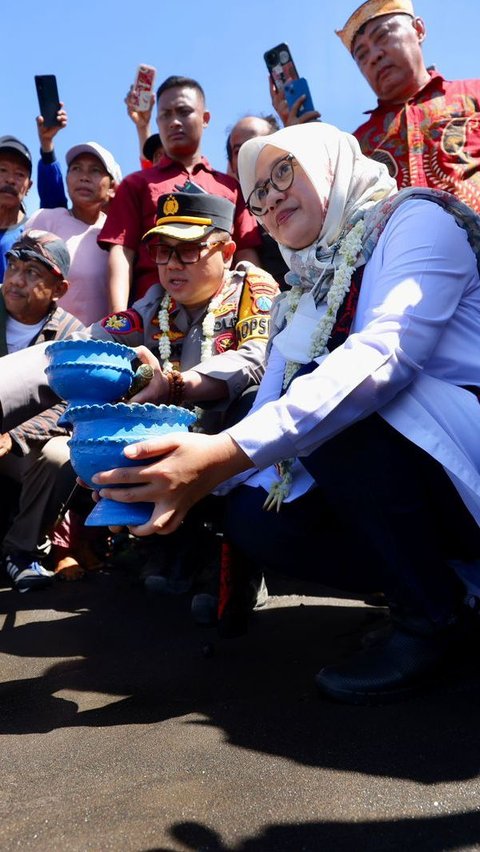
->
xmin=67 ymin=153 xmax=113 ymax=209
xmin=229 ymin=117 xmax=273 ymax=179
xmin=0 ymin=152 xmax=32 ymax=209
xmin=352 ymin=14 xmax=427 ymax=102
xmin=2 ymin=256 xmax=66 ymax=324
xmin=156 ymin=86 xmax=210 ymax=161
xmin=156 ymin=234 xmax=235 ymax=310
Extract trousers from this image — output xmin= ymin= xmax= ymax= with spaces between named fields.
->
xmin=0 ymin=435 xmax=75 ymax=555
xmin=225 ymin=414 xmax=480 ymax=625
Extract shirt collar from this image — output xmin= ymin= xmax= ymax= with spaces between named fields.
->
xmin=153 ymin=153 xmax=214 ymax=174
xmin=362 ymin=68 xmax=445 ymax=115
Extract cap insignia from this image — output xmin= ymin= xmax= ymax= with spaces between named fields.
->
xmin=163 ymin=195 xmax=180 ymax=216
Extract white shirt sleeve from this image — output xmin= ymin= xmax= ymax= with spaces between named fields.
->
xmin=226 ymin=200 xmax=479 ymax=470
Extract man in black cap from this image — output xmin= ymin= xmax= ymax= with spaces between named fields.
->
xmin=94 ymin=190 xmax=277 ymax=432
xmin=0 ymin=136 xmax=33 ymax=281
xmin=0 ymin=193 xmax=277 ymax=612
xmin=0 ymin=229 xmax=85 ymax=592
xmin=92 ymin=190 xmax=278 ymax=611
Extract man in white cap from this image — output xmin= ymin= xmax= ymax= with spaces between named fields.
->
xmin=274 ymin=0 xmax=480 ymax=212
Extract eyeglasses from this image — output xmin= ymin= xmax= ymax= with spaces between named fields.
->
xmin=146 ymin=239 xmax=225 ymax=265
xmin=247 ymin=154 xmax=296 ymax=216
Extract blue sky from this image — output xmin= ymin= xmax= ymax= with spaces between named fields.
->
xmin=3 ymin=0 xmax=479 ymax=214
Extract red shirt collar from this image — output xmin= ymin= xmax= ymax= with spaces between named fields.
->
xmin=363 ymin=68 xmax=445 ymax=114
xmin=153 ymin=153 xmax=214 ymax=174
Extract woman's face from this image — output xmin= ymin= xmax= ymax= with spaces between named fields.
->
xmin=254 ymin=145 xmax=326 ymax=249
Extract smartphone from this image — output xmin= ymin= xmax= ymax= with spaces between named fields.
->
xmin=34 ymin=74 xmax=61 ymax=128
xmin=284 ymin=78 xmax=315 ymax=117
xmin=174 ymin=179 xmax=208 ymax=194
xmin=264 ymin=43 xmax=299 ymax=94
xmin=131 ymin=64 xmax=156 ymax=111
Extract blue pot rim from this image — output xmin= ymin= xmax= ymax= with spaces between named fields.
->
xmin=67 ymin=401 xmax=196 ymax=425
xmin=68 ymin=436 xmax=150 ymax=446
xmin=45 ymin=362 xmax=134 ymax=376
xmin=45 ymin=339 xmax=136 ymax=362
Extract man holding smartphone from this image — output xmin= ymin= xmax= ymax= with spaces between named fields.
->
xmin=271 ymin=0 xmax=480 ymax=213
xmin=99 ymin=75 xmax=262 ymax=313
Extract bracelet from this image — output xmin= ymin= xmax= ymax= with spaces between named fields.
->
xmin=165 ymin=369 xmax=185 ymax=406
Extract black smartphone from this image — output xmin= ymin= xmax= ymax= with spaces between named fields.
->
xmin=264 ymin=43 xmax=299 ymax=94
xmin=174 ymin=179 xmax=208 ymax=194
xmin=34 ymin=74 xmax=61 ymax=128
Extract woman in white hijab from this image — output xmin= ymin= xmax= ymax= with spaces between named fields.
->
xmin=94 ymin=122 xmax=480 ymax=704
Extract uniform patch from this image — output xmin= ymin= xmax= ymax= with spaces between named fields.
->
xmin=236 ymin=314 xmax=270 ymax=343
xmin=101 ymin=310 xmax=143 ymax=334
xmin=238 ymin=269 xmax=279 ymax=322
xmin=213 ymin=301 xmax=237 ymax=319
xmin=214 ymin=331 xmax=237 ymax=353
xmin=253 ymin=294 xmax=273 ymax=313
xmin=152 ymin=327 xmax=184 ymax=344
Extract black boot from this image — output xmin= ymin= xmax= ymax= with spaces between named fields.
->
xmin=315 ymin=613 xmax=462 ymax=705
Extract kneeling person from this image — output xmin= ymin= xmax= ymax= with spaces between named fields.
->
xmin=0 ymin=230 xmax=84 ymax=591
xmin=90 ymin=191 xmax=279 ymax=604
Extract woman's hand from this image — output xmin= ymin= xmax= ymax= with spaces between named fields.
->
xmin=91 ymin=431 xmax=252 ymax=537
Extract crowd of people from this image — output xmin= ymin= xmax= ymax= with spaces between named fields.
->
xmin=1 ymin=0 xmax=480 ymax=704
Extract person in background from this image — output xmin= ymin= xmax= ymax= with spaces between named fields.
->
xmin=273 ymin=0 xmax=480 ymax=211
xmin=0 ymin=230 xmax=84 ymax=591
xmin=124 ymin=85 xmax=164 ymax=169
xmin=91 ymin=122 xmax=480 ymax=704
xmin=142 ymin=133 xmax=164 ymax=168
xmin=226 ymin=114 xmax=289 ymax=289
xmin=0 ymin=137 xmax=33 ymax=280
xmin=99 ymin=75 xmax=263 ymax=313
xmin=26 ymin=142 xmax=122 ymax=326
xmin=36 ymin=102 xmax=69 ymax=209
xmin=226 ymin=115 xmax=280 ymax=179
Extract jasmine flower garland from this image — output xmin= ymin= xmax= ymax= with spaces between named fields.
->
xmin=157 ymin=281 xmax=231 ymax=373
xmin=157 ymin=291 xmax=173 ymax=373
xmin=263 ymin=219 xmax=366 ymax=512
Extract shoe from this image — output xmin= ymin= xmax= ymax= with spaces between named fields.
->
xmin=315 ymin=622 xmax=458 ymax=705
xmin=192 ymin=573 xmax=268 ymax=629
xmin=191 ymin=593 xmax=218 ymax=626
xmin=3 ymin=551 xmax=54 ymax=593
xmin=144 ymin=572 xmax=192 ymax=595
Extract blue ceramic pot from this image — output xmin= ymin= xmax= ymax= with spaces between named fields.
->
xmin=45 ymin=339 xmax=136 ymax=422
xmin=67 ymin=402 xmax=196 ymax=527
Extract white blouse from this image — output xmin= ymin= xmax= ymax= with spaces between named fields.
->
xmin=225 ymin=199 xmax=480 ymax=522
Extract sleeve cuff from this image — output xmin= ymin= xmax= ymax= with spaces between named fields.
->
xmin=40 ymin=150 xmax=57 ymax=164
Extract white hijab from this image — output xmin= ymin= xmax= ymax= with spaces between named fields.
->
xmin=237 ymin=122 xmax=397 ymax=286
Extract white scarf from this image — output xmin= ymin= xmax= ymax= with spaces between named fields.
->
xmin=238 ymin=122 xmax=397 ymax=298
